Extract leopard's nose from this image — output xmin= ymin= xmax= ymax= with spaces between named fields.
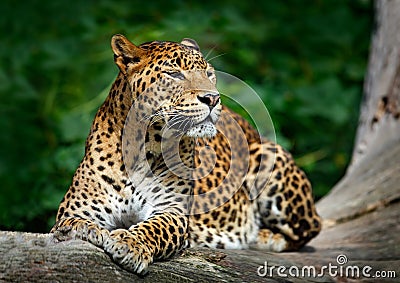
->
xmin=197 ymin=93 xmax=220 ymax=109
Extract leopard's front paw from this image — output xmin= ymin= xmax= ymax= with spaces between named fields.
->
xmin=104 ymin=229 xmax=153 ymax=275
xmin=52 ymin=225 xmax=75 ymax=242
xmin=52 ymin=218 xmax=110 ymax=247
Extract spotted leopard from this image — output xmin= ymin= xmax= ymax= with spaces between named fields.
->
xmin=51 ymin=34 xmax=321 ymax=274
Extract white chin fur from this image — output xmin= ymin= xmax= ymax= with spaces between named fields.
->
xmin=185 ymin=121 xmax=217 ymax=138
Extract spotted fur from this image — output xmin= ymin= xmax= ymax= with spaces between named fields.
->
xmin=51 ymin=34 xmax=321 ymax=274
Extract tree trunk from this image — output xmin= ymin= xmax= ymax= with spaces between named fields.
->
xmin=350 ymin=0 xmax=400 ymax=172
xmin=317 ymin=0 xmax=400 ymax=222
xmin=1 ymin=1 xmax=400 ymax=282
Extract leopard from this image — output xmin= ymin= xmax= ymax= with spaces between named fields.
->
xmin=51 ymin=34 xmax=321 ymax=275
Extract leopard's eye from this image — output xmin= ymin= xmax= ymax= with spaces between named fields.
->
xmin=163 ymin=71 xmax=185 ymax=80
xmin=206 ymin=70 xmax=216 ymax=83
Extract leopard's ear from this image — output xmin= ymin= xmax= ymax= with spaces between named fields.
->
xmin=181 ymin=38 xmax=200 ymax=52
xmin=111 ymin=34 xmax=146 ymax=75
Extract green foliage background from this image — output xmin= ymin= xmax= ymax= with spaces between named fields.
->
xmin=0 ymin=0 xmax=372 ymax=232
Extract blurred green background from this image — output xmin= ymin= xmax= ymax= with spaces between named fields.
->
xmin=0 ymin=0 xmax=372 ymax=232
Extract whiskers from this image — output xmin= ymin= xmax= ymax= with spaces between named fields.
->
xmin=139 ymin=107 xmax=195 ymax=138
xmin=206 ymin=53 xmax=226 ymax=63
xmin=165 ymin=113 xmax=195 ymax=138
xmin=204 ymin=45 xmax=226 ymax=63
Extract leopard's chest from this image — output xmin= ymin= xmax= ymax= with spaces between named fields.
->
xmin=108 ymin=171 xmax=187 ymax=229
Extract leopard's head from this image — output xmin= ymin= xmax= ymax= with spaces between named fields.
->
xmin=111 ymin=34 xmax=221 ymax=138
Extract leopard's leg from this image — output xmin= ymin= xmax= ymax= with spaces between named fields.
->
xmin=253 ymin=228 xmax=288 ymax=252
xmin=104 ymin=211 xmax=188 ymax=275
xmin=249 ymin=142 xmax=321 ymax=251
xmin=51 ymin=217 xmax=110 ymax=247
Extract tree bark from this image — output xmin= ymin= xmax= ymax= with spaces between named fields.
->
xmin=349 ymin=0 xmax=400 ymax=171
xmin=1 ymin=0 xmax=400 ymax=282
xmin=317 ymin=0 xmax=400 ymax=222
